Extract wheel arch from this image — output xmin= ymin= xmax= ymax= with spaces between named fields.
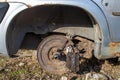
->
xmin=6 ymin=1 xmax=110 ymax=57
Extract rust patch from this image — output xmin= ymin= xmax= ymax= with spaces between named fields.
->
xmin=109 ymin=43 xmax=118 ymax=50
xmin=114 ymin=52 xmax=120 ymax=57
xmin=109 ymin=42 xmax=120 ymax=57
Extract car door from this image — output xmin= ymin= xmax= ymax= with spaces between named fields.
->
xmin=102 ymin=0 xmax=120 ymax=42
xmin=102 ymin=0 xmax=120 ymax=16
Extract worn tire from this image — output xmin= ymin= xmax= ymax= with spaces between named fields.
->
xmin=37 ymin=35 xmax=69 ymax=75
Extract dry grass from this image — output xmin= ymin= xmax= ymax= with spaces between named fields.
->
xmin=0 ymin=49 xmax=120 ymax=80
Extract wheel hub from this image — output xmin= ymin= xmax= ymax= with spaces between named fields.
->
xmin=37 ymin=35 xmax=94 ymax=75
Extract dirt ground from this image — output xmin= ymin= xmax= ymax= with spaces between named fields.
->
xmin=0 ymin=50 xmax=120 ymax=80
xmin=0 ymin=34 xmax=120 ymax=80
xmin=0 ymin=49 xmax=120 ymax=80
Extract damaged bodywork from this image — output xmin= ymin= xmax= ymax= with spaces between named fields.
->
xmin=0 ymin=0 xmax=120 ymax=74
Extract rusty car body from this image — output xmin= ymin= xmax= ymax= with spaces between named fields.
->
xmin=0 ymin=0 xmax=120 ymax=74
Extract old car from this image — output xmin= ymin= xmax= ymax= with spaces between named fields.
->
xmin=0 ymin=0 xmax=120 ymax=74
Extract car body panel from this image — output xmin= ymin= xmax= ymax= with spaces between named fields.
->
xmin=0 ymin=0 xmax=110 ymax=58
xmin=0 ymin=2 xmax=27 ymax=56
xmin=92 ymin=0 xmax=120 ymax=42
xmin=91 ymin=0 xmax=120 ymax=58
xmin=0 ymin=0 xmax=119 ymax=59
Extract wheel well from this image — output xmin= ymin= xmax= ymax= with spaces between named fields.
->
xmin=6 ymin=5 xmax=97 ymax=56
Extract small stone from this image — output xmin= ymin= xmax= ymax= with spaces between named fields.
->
xmin=118 ymin=78 xmax=120 ymax=80
xmin=92 ymin=73 xmax=108 ymax=80
xmin=1 ymin=59 xmax=4 ymax=61
xmin=19 ymin=62 xmax=24 ymax=66
xmin=60 ymin=76 xmax=67 ymax=80
xmin=85 ymin=73 xmax=108 ymax=80
xmin=5 ymin=69 xmax=9 ymax=72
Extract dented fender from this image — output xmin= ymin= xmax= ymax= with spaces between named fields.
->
xmin=0 ymin=0 xmax=112 ymax=59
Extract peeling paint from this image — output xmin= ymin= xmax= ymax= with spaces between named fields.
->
xmin=109 ymin=42 xmax=120 ymax=57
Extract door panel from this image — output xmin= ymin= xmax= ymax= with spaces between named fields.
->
xmin=100 ymin=0 xmax=120 ymax=42
xmin=102 ymin=0 xmax=120 ymax=16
